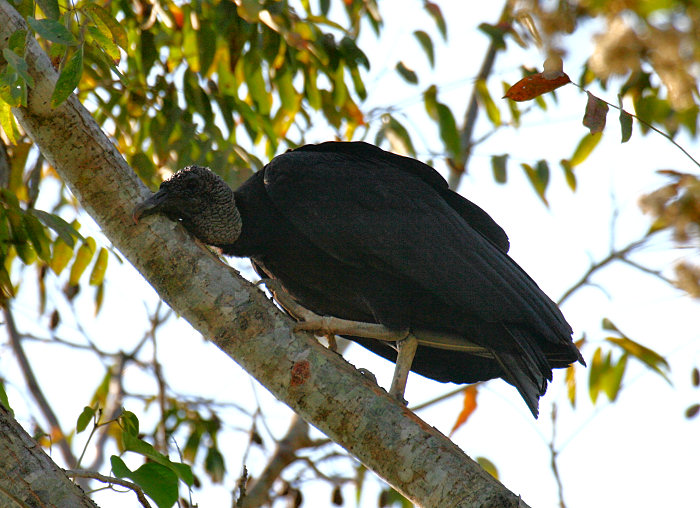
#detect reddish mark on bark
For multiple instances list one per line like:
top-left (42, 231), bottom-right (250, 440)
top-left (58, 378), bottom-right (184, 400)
top-left (290, 360), bottom-right (311, 387)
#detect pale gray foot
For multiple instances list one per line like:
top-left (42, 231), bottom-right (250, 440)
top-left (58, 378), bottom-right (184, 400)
top-left (258, 279), bottom-right (415, 402)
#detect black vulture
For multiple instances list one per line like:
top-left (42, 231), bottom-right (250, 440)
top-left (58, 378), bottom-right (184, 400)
top-left (133, 141), bottom-right (583, 417)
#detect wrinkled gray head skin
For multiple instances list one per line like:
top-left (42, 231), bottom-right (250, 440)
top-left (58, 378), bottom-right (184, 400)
top-left (132, 165), bottom-right (241, 247)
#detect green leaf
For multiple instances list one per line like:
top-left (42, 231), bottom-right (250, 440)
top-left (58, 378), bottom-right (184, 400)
top-left (236, 0), bottom-right (262, 22)
top-left (424, 1), bottom-right (447, 40)
top-left (395, 61), bottom-right (418, 84)
top-left (476, 457), bottom-right (499, 479)
top-left (36, 0), bottom-right (60, 20)
top-left (122, 432), bottom-right (194, 486)
top-left (51, 46), bottom-right (83, 108)
top-left (413, 30), bottom-right (434, 67)
top-left (27, 17), bottom-right (78, 46)
top-left (8, 30), bottom-right (27, 55)
top-left (0, 378), bottom-right (13, 414)
top-left (475, 79), bottom-right (501, 126)
top-left (89, 247), bottom-right (108, 286)
top-left (602, 353), bottom-right (627, 402)
top-left (477, 22), bottom-right (506, 50)
top-left (568, 132), bottom-right (602, 168)
top-left (82, 4), bottom-right (128, 50)
top-left (119, 410), bottom-right (139, 436)
top-left (204, 446), bottom-right (226, 483)
top-left (243, 52), bottom-right (270, 115)
top-left (423, 86), bottom-right (462, 161)
top-left (331, 63), bottom-right (347, 107)
top-left (110, 456), bottom-right (179, 508)
top-left (197, 21), bottom-right (217, 75)
top-left (29, 209), bottom-right (83, 247)
top-left (377, 114), bottom-right (415, 157)
top-left (303, 67), bottom-right (321, 110)
top-left (560, 159), bottom-right (577, 191)
top-left (87, 26), bottom-right (120, 62)
top-left (0, 101), bottom-right (19, 145)
top-left (349, 66), bottom-right (367, 101)
top-left (130, 152), bottom-right (157, 186)
top-left (491, 154), bottom-right (508, 183)
top-left (182, 430), bottom-right (202, 463)
top-left (22, 213), bottom-right (51, 262)
top-left (601, 317), bottom-right (618, 332)
top-left (423, 84), bottom-right (438, 120)
top-left (606, 336), bottom-right (671, 384)
top-left (502, 81), bottom-right (521, 127)
top-left (379, 488), bottom-right (412, 508)
top-left (521, 160), bottom-right (549, 206)
top-left (620, 109), bottom-right (633, 143)
top-left (338, 36), bottom-right (369, 69)
top-left (76, 406), bottom-right (96, 433)
top-left (436, 103), bottom-right (462, 161)
top-left (275, 68), bottom-right (298, 113)
top-left (3, 49), bottom-right (35, 88)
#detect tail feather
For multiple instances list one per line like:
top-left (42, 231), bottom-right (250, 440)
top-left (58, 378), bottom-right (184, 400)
top-left (491, 327), bottom-right (555, 418)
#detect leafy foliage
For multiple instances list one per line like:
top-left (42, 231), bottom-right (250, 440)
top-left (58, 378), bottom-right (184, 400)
top-left (1, 0), bottom-right (700, 506)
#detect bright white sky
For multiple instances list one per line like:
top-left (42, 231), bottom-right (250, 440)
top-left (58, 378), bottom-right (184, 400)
top-left (3, 2), bottom-right (700, 507)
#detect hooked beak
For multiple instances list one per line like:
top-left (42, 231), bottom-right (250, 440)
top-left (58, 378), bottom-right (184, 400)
top-left (132, 191), bottom-right (168, 224)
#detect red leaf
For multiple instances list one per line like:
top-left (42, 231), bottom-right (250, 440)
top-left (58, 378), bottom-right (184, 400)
top-left (504, 72), bottom-right (571, 102)
top-left (450, 385), bottom-right (478, 436)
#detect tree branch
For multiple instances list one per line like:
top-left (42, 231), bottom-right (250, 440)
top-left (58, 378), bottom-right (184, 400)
top-left (65, 469), bottom-right (152, 508)
top-left (0, 405), bottom-right (98, 507)
top-left (451, 2), bottom-right (511, 189)
top-left (0, 3), bottom-right (530, 506)
top-left (557, 238), bottom-right (647, 306)
top-left (2, 305), bottom-right (78, 470)
top-left (242, 415), bottom-right (313, 507)
top-left (549, 404), bottom-right (567, 508)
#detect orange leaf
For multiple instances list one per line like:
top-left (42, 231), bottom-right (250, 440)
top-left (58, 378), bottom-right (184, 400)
top-left (503, 72), bottom-right (571, 102)
top-left (449, 385), bottom-right (478, 436)
top-left (169, 4), bottom-right (184, 29)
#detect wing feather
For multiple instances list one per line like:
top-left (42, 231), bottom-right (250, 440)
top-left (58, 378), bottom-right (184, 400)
top-left (263, 146), bottom-right (571, 344)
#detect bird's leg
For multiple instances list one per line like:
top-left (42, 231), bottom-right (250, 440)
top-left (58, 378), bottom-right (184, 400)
top-left (389, 334), bottom-right (418, 404)
top-left (258, 279), bottom-right (410, 342)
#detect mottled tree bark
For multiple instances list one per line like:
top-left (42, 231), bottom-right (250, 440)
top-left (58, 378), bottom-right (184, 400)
top-left (0, 405), bottom-right (98, 508)
top-left (0, 2), bottom-right (530, 506)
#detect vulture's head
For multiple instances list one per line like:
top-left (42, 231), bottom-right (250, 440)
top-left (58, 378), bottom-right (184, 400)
top-left (132, 165), bottom-right (241, 247)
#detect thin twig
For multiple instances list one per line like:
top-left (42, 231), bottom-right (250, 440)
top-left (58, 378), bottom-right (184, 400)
top-left (65, 469), bottom-right (152, 508)
top-left (2, 305), bottom-right (78, 470)
top-left (409, 384), bottom-right (475, 412)
top-left (557, 238), bottom-right (647, 306)
top-left (451, 2), bottom-right (511, 189)
top-left (241, 415), bottom-right (314, 508)
top-left (146, 301), bottom-right (170, 452)
top-left (549, 404), bottom-right (567, 508)
top-left (86, 355), bottom-right (127, 472)
top-left (572, 83), bottom-right (700, 169)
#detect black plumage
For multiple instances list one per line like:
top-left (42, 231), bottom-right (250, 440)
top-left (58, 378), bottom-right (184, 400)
top-left (133, 141), bottom-right (583, 417)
